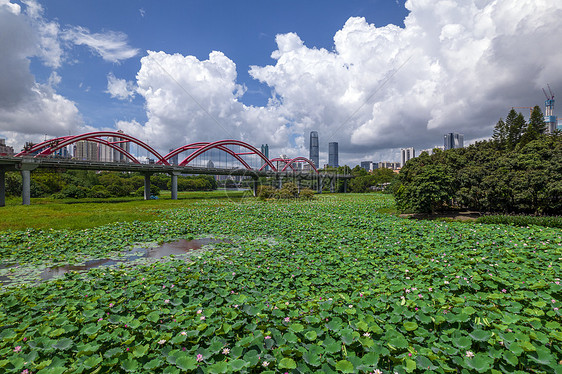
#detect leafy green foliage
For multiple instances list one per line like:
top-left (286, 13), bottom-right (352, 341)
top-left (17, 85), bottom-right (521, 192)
top-left (4, 170), bottom-right (217, 198)
top-left (396, 132), bottom-right (562, 214)
top-left (1, 194), bottom-right (561, 373)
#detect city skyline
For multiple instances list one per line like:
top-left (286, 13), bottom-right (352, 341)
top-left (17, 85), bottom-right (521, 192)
top-left (0, 1), bottom-right (561, 166)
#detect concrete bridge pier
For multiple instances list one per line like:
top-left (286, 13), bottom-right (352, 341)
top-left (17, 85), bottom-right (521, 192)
top-left (317, 174), bottom-right (322, 194)
top-left (330, 176), bottom-right (335, 193)
top-left (144, 173), bottom-right (152, 200)
top-left (252, 177), bottom-right (259, 197)
top-left (170, 172), bottom-right (180, 200)
top-left (19, 162), bottom-right (39, 205)
top-left (0, 169), bottom-right (5, 207)
top-left (343, 178), bottom-right (348, 193)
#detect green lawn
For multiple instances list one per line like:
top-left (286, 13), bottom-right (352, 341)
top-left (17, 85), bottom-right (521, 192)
top-left (0, 190), bottom-right (246, 230)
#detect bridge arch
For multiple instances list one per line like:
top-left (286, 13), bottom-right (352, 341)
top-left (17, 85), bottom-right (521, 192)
top-left (262, 156), bottom-right (319, 173)
top-left (16, 131), bottom-right (168, 165)
top-left (175, 140), bottom-right (278, 171)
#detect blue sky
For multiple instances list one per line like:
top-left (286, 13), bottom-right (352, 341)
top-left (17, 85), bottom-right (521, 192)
top-left (1, 0), bottom-right (561, 165)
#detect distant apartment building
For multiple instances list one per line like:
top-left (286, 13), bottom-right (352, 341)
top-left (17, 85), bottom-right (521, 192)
top-left (0, 138), bottom-right (14, 156)
top-left (378, 161), bottom-right (401, 170)
top-left (400, 147), bottom-right (415, 167)
top-left (168, 148), bottom-right (179, 165)
top-left (360, 161), bottom-right (374, 172)
top-left (443, 133), bottom-right (464, 150)
top-left (76, 131), bottom-right (130, 162)
top-left (75, 141), bottom-right (98, 161)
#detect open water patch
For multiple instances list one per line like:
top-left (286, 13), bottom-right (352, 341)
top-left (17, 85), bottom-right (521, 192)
top-left (1, 238), bottom-right (227, 287)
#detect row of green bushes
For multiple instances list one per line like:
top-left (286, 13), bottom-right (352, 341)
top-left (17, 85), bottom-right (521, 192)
top-left (3, 170), bottom-right (217, 199)
top-left (257, 183), bottom-right (315, 200)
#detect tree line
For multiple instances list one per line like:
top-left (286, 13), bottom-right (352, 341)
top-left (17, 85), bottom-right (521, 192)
top-left (4, 170), bottom-right (217, 199)
top-left (395, 105), bottom-right (561, 214)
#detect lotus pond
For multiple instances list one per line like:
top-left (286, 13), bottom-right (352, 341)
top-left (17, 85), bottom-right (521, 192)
top-left (0, 194), bottom-right (561, 373)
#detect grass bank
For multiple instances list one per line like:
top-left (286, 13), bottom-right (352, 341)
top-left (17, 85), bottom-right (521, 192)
top-left (0, 190), bottom-right (246, 230)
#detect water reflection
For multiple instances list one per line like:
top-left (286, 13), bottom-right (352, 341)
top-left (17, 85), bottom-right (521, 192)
top-left (2, 238), bottom-right (224, 284)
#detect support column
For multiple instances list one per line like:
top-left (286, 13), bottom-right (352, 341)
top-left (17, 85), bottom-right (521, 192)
top-left (18, 161), bottom-right (38, 206)
top-left (344, 179), bottom-right (348, 193)
top-left (297, 178), bottom-right (301, 193)
top-left (252, 178), bottom-right (259, 197)
top-left (317, 174), bottom-right (322, 194)
top-left (170, 173), bottom-right (178, 200)
top-left (278, 176), bottom-right (282, 189)
top-left (22, 170), bottom-right (31, 205)
top-left (144, 173), bottom-right (151, 200)
top-left (0, 170), bottom-right (5, 207)
top-left (330, 177), bottom-right (335, 193)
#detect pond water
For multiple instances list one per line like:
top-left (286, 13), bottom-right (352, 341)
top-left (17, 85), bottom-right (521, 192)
top-left (1, 238), bottom-right (225, 285)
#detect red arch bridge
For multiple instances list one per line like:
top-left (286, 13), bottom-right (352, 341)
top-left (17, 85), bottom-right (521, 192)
top-left (0, 131), bottom-right (351, 206)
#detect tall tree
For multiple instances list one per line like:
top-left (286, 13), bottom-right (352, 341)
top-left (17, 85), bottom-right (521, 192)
top-left (520, 105), bottom-right (547, 146)
top-left (505, 109), bottom-right (524, 150)
top-left (492, 118), bottom-right (507, 148)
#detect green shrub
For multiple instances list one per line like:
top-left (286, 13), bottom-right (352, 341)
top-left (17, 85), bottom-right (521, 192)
top-left (87, 185), bottom-right (110, 198)
top-left (257, 185), bottom-right (276, 200)
top-left (134, 184), bottom-right (160, 197)
top-left (52, 185), bottom-right (88, 199)
top-left (299, 188), bottom-right (315, 200)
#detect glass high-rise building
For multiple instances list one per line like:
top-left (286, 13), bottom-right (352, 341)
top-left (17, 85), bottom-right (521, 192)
top-left (261, 144), bottom-right (269, 170)
top-left (443, 133), bottom-right (464, 150)
top-left (328, 142), bottom-right (339, 167)
top-left (309, 131), bottom-right (319, 167)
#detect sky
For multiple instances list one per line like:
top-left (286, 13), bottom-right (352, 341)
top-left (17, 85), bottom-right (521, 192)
top-left (1, 0), bottom-right (561, 167)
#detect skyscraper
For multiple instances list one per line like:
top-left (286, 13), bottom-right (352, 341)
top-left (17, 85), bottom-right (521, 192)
top-left (261, 144), bottom-right (269, 170)
top-left (400, 147), bottom-right (415, 167)
top-left (309, 131), bottom-right (319, 167)
top-left (328, 142), bottom-right (339, 167)
top-left (443, 133), bottom-right (464, 150)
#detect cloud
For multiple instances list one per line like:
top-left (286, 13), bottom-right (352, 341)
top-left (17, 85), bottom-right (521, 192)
top-left (0, 0), bottom-right (141, 146)
top-left (3, 0), bottom-right (561, 166)
top-left (62, 26), bottom-right (140, 63)
top-left (106, 73), bottom-right (136, 101)
top-left (22, 0), bottom-right (64, 68)
top-left (0, 1), bottom-right (82, 139)
top-left (119, 50), bottom-right (287, 152)
top-left (248, 0), bottom-right (562, 160)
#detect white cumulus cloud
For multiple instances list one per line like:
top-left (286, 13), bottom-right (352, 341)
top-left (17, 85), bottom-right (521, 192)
top-left (106, 73), bottom-right (136, 101)
top-left (0, 0), bottom-right (82, 142)
top-left (248, 0), bottom-right (562, 161)
top-left (119, 50), bottom-right (287, 152)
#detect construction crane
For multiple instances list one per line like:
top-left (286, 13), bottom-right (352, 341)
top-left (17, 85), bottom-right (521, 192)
top-left (542, 84), bottom-right (557, 133)
top-left (511, 107), bottom-right (533, 117)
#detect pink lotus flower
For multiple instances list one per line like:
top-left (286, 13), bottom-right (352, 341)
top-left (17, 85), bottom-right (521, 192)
top-left (196, 353), bottom-right (203, 362)
top-left (13, 346), bottom-right (21, 352)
